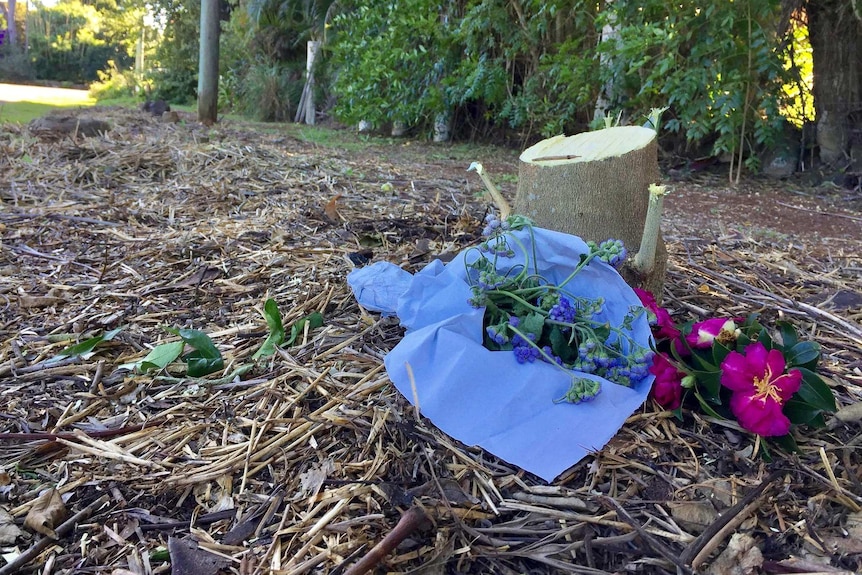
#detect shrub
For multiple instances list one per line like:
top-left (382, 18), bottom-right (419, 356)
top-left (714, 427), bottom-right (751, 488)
top-left (89, 61), bottom-right (149, 101)
top-left (0, 44), bottom-right (34, 82)
top-left (238, 59), bottom-right (301, 121)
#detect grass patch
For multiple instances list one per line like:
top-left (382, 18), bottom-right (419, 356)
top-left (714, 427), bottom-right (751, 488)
top-left (0, 82), bottom-right (96, 124)
top-left (0, 100), bottom-right (97, 124)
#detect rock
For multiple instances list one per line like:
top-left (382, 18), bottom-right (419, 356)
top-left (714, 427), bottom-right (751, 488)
top-left (762, 123), bottom-right (801, 178)
top-left (141, 99), bottom-right (171, 116)
top-left (29, 114), bottom-right (110, 139)
top-left (762, 152), bottom-right (797, 178)
top-left (162, 111), bottom-right (180, 123)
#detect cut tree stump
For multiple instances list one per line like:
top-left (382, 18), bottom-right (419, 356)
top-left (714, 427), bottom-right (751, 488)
top-left (514, 126), bottom-right (667, 297)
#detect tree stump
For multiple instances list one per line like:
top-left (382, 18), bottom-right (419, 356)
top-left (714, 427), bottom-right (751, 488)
top-left (28, 114), bottom-right (111, 140)
top-left (514, 126), bottom-right (667, 297)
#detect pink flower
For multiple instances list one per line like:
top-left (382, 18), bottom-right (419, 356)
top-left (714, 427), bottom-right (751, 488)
top-left (649, 352), bottom-right (685, 410)
top-left (687, 318), bottom-right (738, 349)
top-left (720, 342), bottom-right (802, 437)
top-left (634, 288), bottom-right (679, 341)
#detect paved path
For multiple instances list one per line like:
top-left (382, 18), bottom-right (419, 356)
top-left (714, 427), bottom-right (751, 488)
top-left (0, 82), bottom-right (92, 104)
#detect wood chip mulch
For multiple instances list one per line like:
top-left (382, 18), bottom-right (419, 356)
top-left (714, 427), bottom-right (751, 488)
top-left (1, 107), bottom-right (861, 575)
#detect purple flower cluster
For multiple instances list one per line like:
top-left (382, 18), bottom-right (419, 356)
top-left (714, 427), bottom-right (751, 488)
top-left (571, 346), bottom-right (654, 387)
top-left (514, 344), bottom-right (541, 363)
top-left (486, 325), bottom-right (509, 345)
top-left (549, 297), bottom-right (576, 324)
top-left (481, 213), bottom-right (511, 237)
top-left (557, 377), bottom-right (603, 404)
top-left (586, 239), bottom-right (627, 268)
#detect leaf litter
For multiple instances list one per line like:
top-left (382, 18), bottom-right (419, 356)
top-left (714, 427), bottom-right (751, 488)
top-left (0, 107), bottom-right (861, 574)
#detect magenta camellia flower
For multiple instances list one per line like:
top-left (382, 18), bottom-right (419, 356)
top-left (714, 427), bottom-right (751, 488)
top-left (634, 288), bottom-right (679, 341)
top-left (720, 341), bottom-right (802, 436)
top-left (649, 352), bottom-right (685, 410)
top-left (687, 318), bottom-right (738, 349)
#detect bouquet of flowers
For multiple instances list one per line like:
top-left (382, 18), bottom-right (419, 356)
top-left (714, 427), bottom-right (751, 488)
top-left (466, 214), bottom-right (654, 404)
top-left (637, 289), bottom-right (837, 446)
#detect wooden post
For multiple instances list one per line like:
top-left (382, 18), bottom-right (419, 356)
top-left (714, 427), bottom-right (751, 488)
top-left (514, 126), bottom-right (668, 297)
top-left (197, 0), bottom-right (220, 125)
top-left (304, 40), bottom-right (319, 124)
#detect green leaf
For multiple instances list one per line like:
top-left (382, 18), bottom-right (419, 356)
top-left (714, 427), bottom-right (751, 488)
top-left (785, 341), bottom-right (820, 370)
top-left (690, 349), bottom-right (719, 373)
top-left (691, 368), bottom-right (723, 403)
top-left (710, 341), bottom-right (732, 368)
top-left (285, 312), bottom-right (325, 346)
top-left (793, 367), bottom-right (836, 412)
top-left (784, 398), bottom-right (825, 426)
top-left (185, 355), bottom-right (225, 377)
top-left (48, 328), bottom-right (123, 363)
top-left (119, 341), bottom-right (185, 373)
top-left (519, 312), bottom-right (546, 340)
top-left (769, 433), bottom-right (798, 453)
top-left (592, 323), bottom-right (611, 343)
top-left (549, 326), bottom-right (574, 363)
top-left (253, 299), bottom-right (286, 360)
top-left (776, 321), bottom-right (798, 350)
top-left (693, 388), bottom-right (725, 418)
top-left (167, 328), bottom-right (224, 377)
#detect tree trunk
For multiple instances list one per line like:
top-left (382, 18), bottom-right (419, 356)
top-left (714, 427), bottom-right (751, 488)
top-left (807, 0), bottom-right (862, 167)
top-left (300, 40), bottom-right (320, 125)
top-left (514, 126), bottom-right (667, 297)
top-left (197, 0), bottom-right (220, 125)
top-left (593, 0), bottom-right (618, 124)
top-left (7, 0), bottom-right (17, 48)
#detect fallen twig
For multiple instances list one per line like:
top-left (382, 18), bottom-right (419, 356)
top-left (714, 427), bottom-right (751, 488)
top-left (599, 496), bottom-right (692, 575)
top-left (342, 506), bottom-right (430, 575)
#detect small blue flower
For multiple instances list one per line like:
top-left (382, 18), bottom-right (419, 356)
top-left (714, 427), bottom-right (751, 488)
top-left (514, 344), bottom-right (541, 363)
top-left (557, 376), bottom-right (602, 404)
top-left (549, 297), bottom-right (576, 324)
top-left (486, 325), bottom-right (509, 345)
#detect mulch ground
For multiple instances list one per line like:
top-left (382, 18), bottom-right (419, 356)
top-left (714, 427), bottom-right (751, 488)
top-left (1, 107), bottom-right (861, 575)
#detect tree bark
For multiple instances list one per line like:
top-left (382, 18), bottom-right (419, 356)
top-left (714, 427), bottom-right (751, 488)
top-left (807, 0), bottom-right (862, 167)
top-left (514, 126), bottom-right (667, 297)
top-left (6, 0), bottom-right (17, 48)
top-left (197, 0), bottom-right (220, 125)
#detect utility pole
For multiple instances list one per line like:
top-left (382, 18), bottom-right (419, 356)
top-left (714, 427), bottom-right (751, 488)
top-left (198, 0), bottom-right (219, 124)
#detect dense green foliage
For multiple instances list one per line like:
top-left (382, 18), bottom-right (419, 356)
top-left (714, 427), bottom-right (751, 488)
top-left (327, 0), bottom-right (807, 156)
top-left (3, 0), bottom-right (820, 164)
top-left (149, 0), bottom-right (202, 103)
top-left (328, 1), bottom-right (452, 130)
top-left (21, 0), bottom-right (146, 85)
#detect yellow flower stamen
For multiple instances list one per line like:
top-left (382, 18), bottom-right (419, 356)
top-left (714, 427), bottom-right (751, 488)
top-left (752, 366), bottom-right (786, 404)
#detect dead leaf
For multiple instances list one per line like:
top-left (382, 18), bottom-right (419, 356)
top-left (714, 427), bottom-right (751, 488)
top-left (323, 194), bottom-right (342, 222)
top-left (0, 508), bottom-right (24, 545)
top-left (833, 402), bottom-right (862, 425)
top-left (23, 488), bottom-right (67, 539)
top-left (706, 533), bottom-right (763, 575)
top-left (168, 536), bottom-right (230, 575)
top-left (668, 500), bottom-right (718, 533)
top-left (17, 294), bottom-right (66, 309)
top-left (296, 458), bottom-right (335, 501)
top-left (820, 511), bottom-right (862, 555)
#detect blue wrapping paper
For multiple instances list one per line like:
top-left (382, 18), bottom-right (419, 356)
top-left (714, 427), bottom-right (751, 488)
top-left (347, 226), bottom-right (654, 481)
